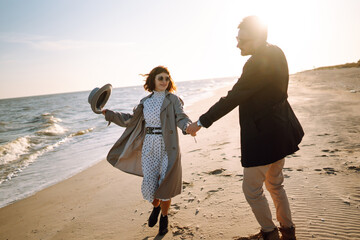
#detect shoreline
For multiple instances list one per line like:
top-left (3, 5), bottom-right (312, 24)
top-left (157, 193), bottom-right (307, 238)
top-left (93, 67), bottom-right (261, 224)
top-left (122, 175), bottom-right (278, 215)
top-left (1, 68), bottom-right (360, 239)
top-left (0, 78), bottom-right (235, 209)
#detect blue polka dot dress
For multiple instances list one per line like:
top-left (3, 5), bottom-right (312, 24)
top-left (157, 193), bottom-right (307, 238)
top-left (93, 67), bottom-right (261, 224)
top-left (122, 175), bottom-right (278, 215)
top-left (141, 91), bottom-right (168, 202)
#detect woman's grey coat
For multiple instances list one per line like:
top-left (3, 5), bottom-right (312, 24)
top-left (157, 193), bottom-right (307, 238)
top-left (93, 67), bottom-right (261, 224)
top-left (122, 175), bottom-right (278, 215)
top-left (105, 91), bottom-right (191, 199)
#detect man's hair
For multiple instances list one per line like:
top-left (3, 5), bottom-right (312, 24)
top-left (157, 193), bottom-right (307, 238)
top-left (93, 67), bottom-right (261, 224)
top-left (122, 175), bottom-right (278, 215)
top-left (238, 16), bottom-right (268, 42)
top-left (143, 66), bottom-right (176, 93)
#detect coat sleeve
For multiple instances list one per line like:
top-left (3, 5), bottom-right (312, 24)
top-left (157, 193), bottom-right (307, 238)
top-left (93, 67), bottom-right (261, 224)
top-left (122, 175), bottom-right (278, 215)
top-left (199, 54), bottom-right (273, 128)
top-left (105, 109), bottom-right (134, 128)
top-left (173, 96), bottom-right (192, 134)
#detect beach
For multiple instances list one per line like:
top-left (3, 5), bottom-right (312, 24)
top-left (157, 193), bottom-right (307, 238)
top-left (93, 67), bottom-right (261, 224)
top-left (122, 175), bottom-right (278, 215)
top-left (1, 68), bottom-right (360, 239)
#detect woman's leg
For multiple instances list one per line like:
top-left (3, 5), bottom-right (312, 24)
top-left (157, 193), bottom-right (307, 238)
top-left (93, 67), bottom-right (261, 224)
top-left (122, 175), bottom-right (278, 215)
top-left (160, 199), bottom-right (171, 216)
top-left (158, 199), bottom-right (171, 235)
top-left (152, 199), bottom-right (160, 207)
top-left (148, 199), bottom-right (161, 227)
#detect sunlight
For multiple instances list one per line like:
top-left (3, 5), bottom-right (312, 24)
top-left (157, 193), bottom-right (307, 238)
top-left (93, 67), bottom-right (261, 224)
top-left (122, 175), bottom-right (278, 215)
top-left (228, 0), bottom-right (323, 73)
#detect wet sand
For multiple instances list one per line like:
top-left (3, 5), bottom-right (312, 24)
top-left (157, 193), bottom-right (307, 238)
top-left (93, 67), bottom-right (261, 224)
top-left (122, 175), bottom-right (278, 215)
top-left (0, 68), bottom-right (360, 239)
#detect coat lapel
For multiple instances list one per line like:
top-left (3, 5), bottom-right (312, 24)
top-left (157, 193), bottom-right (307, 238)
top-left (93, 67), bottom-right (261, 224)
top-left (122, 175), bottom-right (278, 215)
top-left (160, 91), bottom-right (171, 113)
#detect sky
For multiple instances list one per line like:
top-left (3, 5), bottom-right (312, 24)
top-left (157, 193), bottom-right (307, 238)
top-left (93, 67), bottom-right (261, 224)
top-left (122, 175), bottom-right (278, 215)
top-left (0, 0), bottom-right (360, 99)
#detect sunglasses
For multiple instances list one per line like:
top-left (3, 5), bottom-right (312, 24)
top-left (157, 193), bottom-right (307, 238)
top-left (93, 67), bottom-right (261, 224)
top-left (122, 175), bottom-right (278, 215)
top-left (157, 76), bottom-right (170, 82)
top-left (236, 36), bottom-right (253, 45)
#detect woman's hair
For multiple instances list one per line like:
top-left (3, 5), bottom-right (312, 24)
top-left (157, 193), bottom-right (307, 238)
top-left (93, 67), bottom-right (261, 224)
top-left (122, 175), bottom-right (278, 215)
top-left (143, 66), bottom-right (177, 93)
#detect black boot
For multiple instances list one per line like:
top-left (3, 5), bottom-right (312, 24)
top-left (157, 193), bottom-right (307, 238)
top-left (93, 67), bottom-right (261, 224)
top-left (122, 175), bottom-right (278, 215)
top-left (158, 214), bottom-right (168, 236)
top-left (148, 205), bottom-right (161, 227)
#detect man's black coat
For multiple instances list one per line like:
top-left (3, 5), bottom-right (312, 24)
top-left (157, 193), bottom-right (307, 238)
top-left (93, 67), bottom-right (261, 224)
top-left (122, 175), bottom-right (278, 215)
top-left (199, 43), bottom-right (304, 167)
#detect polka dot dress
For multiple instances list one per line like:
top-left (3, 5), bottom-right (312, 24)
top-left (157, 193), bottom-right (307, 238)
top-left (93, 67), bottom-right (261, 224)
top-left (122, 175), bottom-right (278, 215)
top-left (141, 91), bottom-right (168, 202)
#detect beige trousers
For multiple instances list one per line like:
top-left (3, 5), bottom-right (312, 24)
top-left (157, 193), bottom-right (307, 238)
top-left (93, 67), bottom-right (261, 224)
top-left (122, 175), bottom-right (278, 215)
top-left (242, 158), bottom-right (293, 232)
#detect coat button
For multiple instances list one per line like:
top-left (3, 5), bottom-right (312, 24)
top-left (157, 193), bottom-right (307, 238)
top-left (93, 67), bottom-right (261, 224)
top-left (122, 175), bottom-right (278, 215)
top-left (166, 114), bottom-right (169, 118)
top-left (172, 147), bottom-right (176, 150)
top-left (169, 130), bottom-right (173, 134)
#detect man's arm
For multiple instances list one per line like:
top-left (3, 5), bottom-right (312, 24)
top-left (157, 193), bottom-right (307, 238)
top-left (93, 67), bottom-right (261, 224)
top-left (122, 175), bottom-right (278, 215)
top-left (199, 56), bottom-right (272, 128)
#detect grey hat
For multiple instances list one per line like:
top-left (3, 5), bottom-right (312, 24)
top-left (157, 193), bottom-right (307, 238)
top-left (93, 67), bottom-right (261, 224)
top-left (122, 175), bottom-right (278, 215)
top-left (88, 84), bottom-right (112, 114)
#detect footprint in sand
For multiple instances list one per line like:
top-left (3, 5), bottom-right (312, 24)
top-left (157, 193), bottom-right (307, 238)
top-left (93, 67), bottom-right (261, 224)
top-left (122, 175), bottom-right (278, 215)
top-left (235, 174), bottom-right (243, 181)
top-left (317, 133), bottom-right (330, 136)
top-left (206, 168), bottom-right (226, 175)
top-left (188, 149), bottom-right (201, 153)
top-left (323, 167), bottom-right (337, 174)
top-left (347, 166), bottom-right (360, 171)
top-left (205, 168), bottom-right (232, 177)
top-left (171, 203), bottom-right (181, 210)
top-left (205, 188), bottom-right (224, 199)
top-left (313, 167), bottom-right (338, 175)
top-left (211, 142), bottom-right (230, 147)
top-left (171, 222), bottom-right (195, 238)
top-left (302, 143), bottom-right (316, 147)
top-left (283, 167), bottom-right (293, 171)
top-left (182, 181), bottom-right (193, 190)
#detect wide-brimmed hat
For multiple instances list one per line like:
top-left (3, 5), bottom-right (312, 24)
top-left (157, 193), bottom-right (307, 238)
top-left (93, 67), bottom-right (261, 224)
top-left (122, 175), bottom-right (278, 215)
top-left (88, 84), bottom-right (112, 114)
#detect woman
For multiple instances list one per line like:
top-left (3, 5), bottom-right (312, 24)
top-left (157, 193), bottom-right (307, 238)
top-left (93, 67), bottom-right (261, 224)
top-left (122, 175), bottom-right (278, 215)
top-left (102, 66), bottom-right (193, 236)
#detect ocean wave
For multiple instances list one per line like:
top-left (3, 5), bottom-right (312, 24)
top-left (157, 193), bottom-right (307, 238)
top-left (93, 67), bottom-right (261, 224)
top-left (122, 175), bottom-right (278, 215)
top-left (0, 136), bottom-right (31, 165)
top-left (41, 113), bottom-right (62, 123)
top-left (0, 146), bottom-right (55, 184)
top-left (0, 127), bottom-right (95, 184)
top-left (69, 127), bottom-right (94, 137)
top-left (36, 123), bottom-right (67, 136)
top-left (0, 136), bottom-right (70, 184)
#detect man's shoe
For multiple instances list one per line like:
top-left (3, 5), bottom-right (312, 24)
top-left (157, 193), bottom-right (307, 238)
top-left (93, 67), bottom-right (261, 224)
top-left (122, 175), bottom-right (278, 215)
top-left (279, 226), bottom-right (296, 240)
top-left (158, 214), bottom-right (169, 236)
top-left (235, 228), bottom-right (280, 240)
top-left (148, 205), bottom-right (161, 227)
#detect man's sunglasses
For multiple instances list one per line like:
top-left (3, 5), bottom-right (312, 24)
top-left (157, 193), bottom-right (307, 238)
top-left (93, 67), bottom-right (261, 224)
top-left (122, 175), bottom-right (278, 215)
top-left (236, 37), bottom-right (253, 45)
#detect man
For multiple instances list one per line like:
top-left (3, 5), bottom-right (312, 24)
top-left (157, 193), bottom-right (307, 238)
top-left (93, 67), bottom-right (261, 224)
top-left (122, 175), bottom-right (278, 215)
top-left (186, 16), bottom-right (304, 240)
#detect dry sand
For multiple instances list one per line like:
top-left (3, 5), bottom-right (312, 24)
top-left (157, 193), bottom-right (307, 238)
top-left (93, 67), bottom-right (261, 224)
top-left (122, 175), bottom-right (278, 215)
top-left (1, 68), bottom-right (360, 240)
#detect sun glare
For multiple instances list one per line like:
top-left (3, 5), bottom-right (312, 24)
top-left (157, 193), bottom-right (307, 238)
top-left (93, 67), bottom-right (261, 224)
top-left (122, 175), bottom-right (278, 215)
top-left (236, 0), bottom-right (321, 72)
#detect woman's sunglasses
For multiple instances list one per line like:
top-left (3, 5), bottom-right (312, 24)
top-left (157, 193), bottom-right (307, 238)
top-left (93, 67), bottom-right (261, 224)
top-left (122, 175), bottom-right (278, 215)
top-left (157, 76), bottom-right (170, 82)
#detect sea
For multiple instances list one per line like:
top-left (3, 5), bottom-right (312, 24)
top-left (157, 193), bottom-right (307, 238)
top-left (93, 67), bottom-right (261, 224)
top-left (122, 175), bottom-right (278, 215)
top-left (0, 77), bottom-right (236, 208)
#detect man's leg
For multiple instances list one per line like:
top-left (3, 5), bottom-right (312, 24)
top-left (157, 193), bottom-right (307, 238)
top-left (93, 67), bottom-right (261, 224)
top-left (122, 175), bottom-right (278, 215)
top-left (264, 158), bottom-right (294, 228)
top-left (243, 164), bottom-right (277, 232)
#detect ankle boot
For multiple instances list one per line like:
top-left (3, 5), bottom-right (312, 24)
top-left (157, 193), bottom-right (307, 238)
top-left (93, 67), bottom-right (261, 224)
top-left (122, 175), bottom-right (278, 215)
top-left (240, 228), bottom-right (279, 240)
top-left (279, 226), bottom-right (296, 240)
top-left (148, 205), bottom-right (161, 227)
top-left (158, 214), bottom-right (168, 236)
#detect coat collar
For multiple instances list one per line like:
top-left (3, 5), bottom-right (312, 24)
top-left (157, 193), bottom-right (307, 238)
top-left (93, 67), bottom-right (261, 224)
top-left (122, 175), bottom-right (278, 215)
top-left (139, 90), bottom-right (172, 113)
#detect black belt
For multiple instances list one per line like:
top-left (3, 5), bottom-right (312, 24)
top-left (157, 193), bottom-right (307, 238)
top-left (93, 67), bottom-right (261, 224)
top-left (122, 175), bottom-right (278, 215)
top-left (146, 127), bottom-right (162, 135)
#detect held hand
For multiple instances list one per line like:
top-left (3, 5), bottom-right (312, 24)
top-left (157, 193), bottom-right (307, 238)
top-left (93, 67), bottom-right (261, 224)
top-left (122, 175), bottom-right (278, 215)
top-left (186, 122), bottom-right (201, 136)
top-left (188, 130), bottom-right (196, 137)
top-left (185, 126), bottom-right (195, 136)
top-left (102, 109), bottom-right (107, 116)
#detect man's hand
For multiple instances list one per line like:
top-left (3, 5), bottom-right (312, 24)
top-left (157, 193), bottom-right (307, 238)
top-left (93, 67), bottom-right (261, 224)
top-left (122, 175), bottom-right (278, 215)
top-left (102, 109), bottom-right (107, 116)
top-left (186, 122), bottom-right (201, 136)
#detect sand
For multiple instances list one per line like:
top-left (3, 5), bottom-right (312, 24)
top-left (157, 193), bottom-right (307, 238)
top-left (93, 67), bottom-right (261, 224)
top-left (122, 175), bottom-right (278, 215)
top-left (1, 68), bottom-right (360, 240)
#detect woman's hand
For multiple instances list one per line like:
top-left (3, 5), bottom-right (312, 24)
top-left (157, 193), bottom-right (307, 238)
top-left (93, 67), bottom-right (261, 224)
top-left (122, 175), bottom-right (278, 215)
top-left (102, 109), bottom-right (107, 116)
top-left (186, 122), bottom-right (200, 136)
top-left (185, 126), bottom-right (197, 137)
